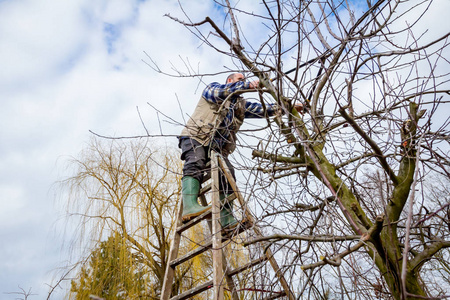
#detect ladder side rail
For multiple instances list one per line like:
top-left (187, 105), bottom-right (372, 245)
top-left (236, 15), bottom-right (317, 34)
top-left (199, 191), bottom-right (240, 300)
top-left (216, 156), bottom-right (254, 225)
top-left (217, 155), bottom-right (296, 300)
top-left (160, 197), bottom-right (184, 300)
top-left (211, 151), bottom-right (224, 300)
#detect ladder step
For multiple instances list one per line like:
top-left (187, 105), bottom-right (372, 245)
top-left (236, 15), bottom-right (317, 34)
top-left (170, 240), bottom-right (212, 268)
top-left (168, 283), bottom-right (286, 300)
top-left (170, 222), bottom-right (252, 268)
top-left (169, 280), bottom-right (213, 300)
top-left (175, 183), bottom-right (213, 234)
top-left (176, 209), bottom-right (212, 233)
top-left (224, 193), bottom-right (237, 202)
top-left (176, 188), bottom-right (238, 234)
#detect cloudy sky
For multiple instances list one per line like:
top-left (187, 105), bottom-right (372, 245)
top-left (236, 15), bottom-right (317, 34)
top-left (0, 0), bottom-right (448, 299)
top-left (0, 0), bottom-right (232, 298)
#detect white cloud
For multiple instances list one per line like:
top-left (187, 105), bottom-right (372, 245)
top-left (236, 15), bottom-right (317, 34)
top-left (0, 0), bottom-right (92, 91)
top-left (0, 185), bottom-right (25, 223)
top-left (0, 0), bottom-right (231, 297)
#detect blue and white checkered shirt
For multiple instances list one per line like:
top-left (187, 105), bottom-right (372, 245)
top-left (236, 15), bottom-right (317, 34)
top-left (202, 80), bottom-right (278, 149)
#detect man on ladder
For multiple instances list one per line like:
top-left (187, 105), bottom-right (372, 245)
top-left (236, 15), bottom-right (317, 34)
top-left (164, 72), bottom-right (300, 300)
top-left (178, 73), bottom-right (287, 228)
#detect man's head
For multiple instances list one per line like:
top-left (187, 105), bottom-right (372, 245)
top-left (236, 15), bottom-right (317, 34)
top-left (226, 73), bottom-right (259, 89)
top-left (226, 73), bottom-right (245, 84)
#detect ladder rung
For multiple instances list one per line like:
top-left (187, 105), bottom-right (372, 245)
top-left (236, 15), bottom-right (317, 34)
top-left (169, 280), bottom-right (213, 300)
top-left (176, 209), bottom-right (212, 233)
top-left (227, 256), bottom-right (267, 277)
top-left (171, 222), bottom-right (252, 269)
top-left (224, 193), bottom-right (237, 202)
top-left (170, 240), bottom-right (213, 268)
top-left (176, 187), bottom-right (237, 234)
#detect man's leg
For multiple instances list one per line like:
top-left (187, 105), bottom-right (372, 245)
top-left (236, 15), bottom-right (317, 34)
top-left (180, 138), bottom-right (210, 222)
top-left (218, 155), bottom-right (238, 229)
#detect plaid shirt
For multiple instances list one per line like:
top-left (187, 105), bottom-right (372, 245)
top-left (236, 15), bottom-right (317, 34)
top-left (202, 81), bottom-right (278, 149)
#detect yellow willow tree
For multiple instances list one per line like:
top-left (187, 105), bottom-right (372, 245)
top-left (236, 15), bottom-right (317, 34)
top-left (70, 231), bottom-right (147, 299)
top-left (146, 0), bottom-right (450, 299)
top-left (59, 138), bottom-right (212, 299)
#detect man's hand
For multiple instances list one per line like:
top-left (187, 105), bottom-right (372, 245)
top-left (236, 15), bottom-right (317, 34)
top-left (294, 103), bottom-right (304, 114)
top-left (249, 80), bottom-right (259, 89)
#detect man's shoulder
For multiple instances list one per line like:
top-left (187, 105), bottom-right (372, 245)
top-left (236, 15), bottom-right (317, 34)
top-left (205, 81), bottom-right (222, 89)
top-left (202, 82), bottom-right (224, 99)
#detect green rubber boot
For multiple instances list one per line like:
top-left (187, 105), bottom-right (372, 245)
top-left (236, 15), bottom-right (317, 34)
top-left (220, 194), bottom-right (238, 229)
top-left (182, 176), bottom-right (210, 223)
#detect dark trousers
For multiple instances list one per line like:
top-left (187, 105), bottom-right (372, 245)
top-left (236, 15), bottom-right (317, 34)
top-left (179, 138), bottom-right (235, 194)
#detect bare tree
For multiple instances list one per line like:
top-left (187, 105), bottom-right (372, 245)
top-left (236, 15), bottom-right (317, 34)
top-left (148, 0), bottom-right (450, 299)
top-left (4, 287), bottom-right (37, 300)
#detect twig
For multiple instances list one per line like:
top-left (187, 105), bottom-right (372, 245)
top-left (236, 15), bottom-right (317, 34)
top-left (413, 202), bottom-right (450, 227)
top-left (243, 234), bottom-right (361, 247)
top-left (89, 130), bottom-right (179, 140)
top-left (136, 106), bottom-right (150, 136)
top-left (224, 0), bottom-right (241, 47)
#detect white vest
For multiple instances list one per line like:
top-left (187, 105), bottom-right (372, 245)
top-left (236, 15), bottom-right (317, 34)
top-left (180, 96), bottom-right (246, 154)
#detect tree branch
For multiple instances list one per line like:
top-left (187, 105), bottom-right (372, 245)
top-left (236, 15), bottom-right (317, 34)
top-left (301, 214), bottom-right (384, 270)
top-left (252, 149), bottom-right (306, 164)
top-left (339, 107), bottom-right (399, 186)
top-left (410, 239), bottom-right (450, 272)
top-left (243, 234), bottom-right (361, 247)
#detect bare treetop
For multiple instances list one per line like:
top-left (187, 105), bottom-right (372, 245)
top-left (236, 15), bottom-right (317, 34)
top-left (147, 0), bottom-right (449, 299)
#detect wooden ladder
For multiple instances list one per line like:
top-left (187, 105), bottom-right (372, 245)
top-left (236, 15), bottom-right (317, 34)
top-left (160, 151), bottom-right (295, 300)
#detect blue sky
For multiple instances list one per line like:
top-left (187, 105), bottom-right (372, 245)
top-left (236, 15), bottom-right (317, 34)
top-left (0, 0), bottom-right (448, 299)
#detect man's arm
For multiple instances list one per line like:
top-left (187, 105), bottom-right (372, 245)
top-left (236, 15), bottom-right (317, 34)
top-left (202, 80), bottom-right (258, 104)
top-left (244, 102), bottom-right (304, 118)
top-left (244, 101), bottom-right (279, 118)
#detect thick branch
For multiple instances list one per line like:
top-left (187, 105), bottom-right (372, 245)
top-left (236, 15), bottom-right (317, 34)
top-left (387, 102), bottom-right (421, 224)
top-left (410, 239), bottom-right (450, 272)
top-left (401, 134), bottom-right (424, 295)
